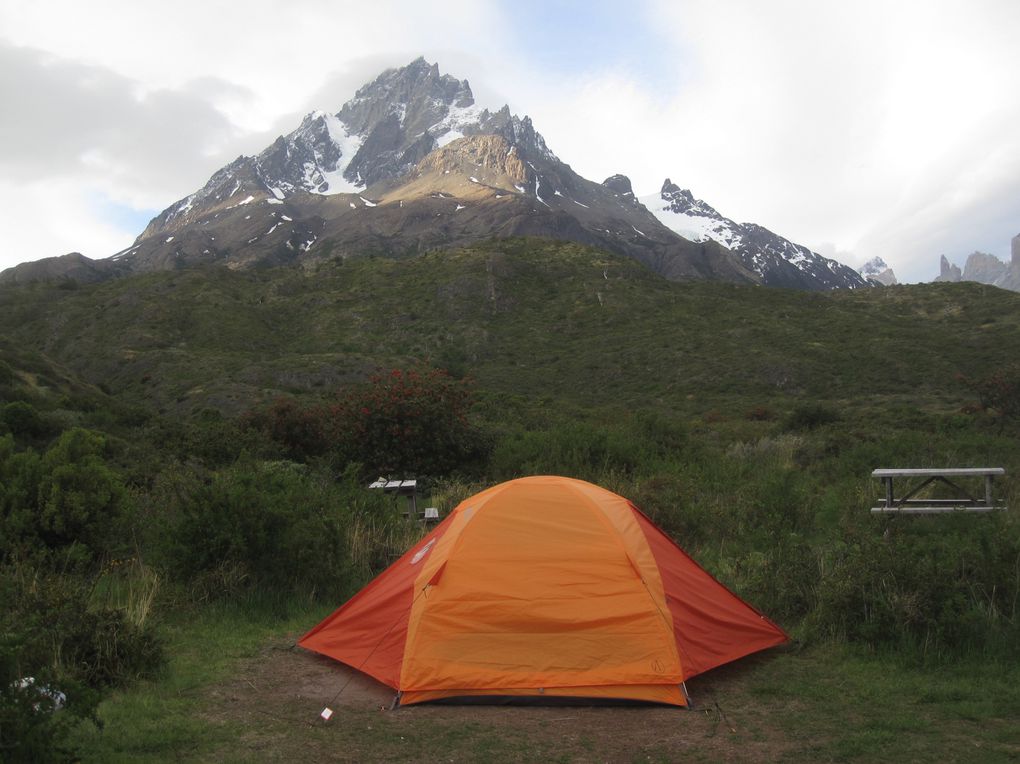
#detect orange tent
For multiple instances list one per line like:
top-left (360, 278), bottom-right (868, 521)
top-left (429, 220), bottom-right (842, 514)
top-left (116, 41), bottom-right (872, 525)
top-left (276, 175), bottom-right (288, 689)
top-left (300, 476), bottom-right (788, 706)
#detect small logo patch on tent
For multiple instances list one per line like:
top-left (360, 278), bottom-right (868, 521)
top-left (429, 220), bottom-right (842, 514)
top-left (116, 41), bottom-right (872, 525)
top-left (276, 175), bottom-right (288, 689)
top-left (411, 539), bottom-right (436, 565)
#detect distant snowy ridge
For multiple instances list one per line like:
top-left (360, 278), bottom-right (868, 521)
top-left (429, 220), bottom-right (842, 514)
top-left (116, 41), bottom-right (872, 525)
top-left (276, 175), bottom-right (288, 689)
top-left (640, 183), bottom-right (743, 250)
top-left (858, 256), bottom-right (897, 286)
top-left (640, 179), bottom-right (868, 291)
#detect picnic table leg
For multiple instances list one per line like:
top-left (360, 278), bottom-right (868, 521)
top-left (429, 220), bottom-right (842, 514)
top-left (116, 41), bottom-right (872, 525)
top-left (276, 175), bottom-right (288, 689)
top-left (986, 475), bottom-right (993, 507)
top-left (885, 477), bottom-right (894, 509)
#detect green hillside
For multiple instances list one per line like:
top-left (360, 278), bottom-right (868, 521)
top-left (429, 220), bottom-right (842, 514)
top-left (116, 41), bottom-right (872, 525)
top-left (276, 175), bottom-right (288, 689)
top-left (3, 237), bottom-right (1019, 420)
top-left (2, 238), bottom-right (1019, 761)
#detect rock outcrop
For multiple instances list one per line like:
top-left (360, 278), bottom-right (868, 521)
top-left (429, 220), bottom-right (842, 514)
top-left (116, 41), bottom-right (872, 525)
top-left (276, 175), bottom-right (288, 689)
top-left (0, 252), bottom-right (123, 285)
top-left (933, 236), bottom-right (1020, 292)
top-left (935, 254), bottom-right (963, 282)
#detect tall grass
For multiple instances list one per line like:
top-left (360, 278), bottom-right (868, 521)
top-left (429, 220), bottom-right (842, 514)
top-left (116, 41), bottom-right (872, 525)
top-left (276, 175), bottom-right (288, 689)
top-left (91, 558), bottom-right (161, 628)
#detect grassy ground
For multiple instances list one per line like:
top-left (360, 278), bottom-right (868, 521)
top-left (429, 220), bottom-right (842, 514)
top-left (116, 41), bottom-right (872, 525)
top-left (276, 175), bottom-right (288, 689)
top-left (69, 606), bottom-right (1020, 762)
top-left (65, 601), bottom-right (327, 761)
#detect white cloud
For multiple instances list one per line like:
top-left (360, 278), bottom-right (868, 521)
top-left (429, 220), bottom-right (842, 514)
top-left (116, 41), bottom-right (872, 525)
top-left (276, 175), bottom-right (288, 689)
top-left (0, 1), bottom-right (505, 131)
top-left (0, 180), bottom-right (138, 262)
top-left (0, 43), bottom-right (242, 202)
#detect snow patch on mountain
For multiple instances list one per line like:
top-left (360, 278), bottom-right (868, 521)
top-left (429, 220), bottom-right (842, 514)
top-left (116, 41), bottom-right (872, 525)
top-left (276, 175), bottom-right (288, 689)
top-left (430, 102), bottom-right (486, 147)
top-left (643, 202), bottom-right (737, 248)
top-left (316, 113), bottom-right (364, 194)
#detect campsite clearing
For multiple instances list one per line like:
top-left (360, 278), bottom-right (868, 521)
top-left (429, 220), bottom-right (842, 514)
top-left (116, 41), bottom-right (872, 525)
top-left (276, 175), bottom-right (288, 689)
top-left (203, 636), bottom-right (798, 762)
top-left (191, 635), bottom-right (1020, 763)
top-left (68, 606), bottom-right (1020, 763)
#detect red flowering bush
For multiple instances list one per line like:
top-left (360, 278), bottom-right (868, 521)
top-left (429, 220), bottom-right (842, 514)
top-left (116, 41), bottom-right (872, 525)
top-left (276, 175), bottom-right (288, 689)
top-left (242, 396), bottom-right (329, 460)
top-left (330, 367), bottom-right (487, 477)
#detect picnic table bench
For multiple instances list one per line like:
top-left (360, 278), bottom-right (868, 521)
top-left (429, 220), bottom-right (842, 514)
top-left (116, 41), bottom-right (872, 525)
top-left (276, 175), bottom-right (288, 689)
top-left (369, 478), bottom-right (419, 517)
top-left (367, 478), bottom-right (440, 523)
top-left (871, 468), bottom-right (1006, 514)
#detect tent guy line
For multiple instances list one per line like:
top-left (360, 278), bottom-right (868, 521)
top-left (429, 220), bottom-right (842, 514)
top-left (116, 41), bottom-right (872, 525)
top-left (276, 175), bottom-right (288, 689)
top-left (319, 583), bottom-right (431, 719)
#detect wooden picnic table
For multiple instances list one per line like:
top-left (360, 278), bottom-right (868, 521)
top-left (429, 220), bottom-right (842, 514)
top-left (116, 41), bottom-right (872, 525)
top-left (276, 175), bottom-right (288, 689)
top-left (366, 478), bottom-right (439, 522)
top-left (368, 478), bottom-right (419, 516)
top-left (871, 468), bottom-right (1006, 514)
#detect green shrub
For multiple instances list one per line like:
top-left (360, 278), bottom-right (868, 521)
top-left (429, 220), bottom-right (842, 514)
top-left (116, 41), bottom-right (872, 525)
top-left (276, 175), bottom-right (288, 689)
top-left (159, 461), bottom-right (394, 599)
top-left (736, 533), bottom-right (818, 621)
top-left (488, 421), bottom-right (651, 481)
top-left (0, 637), bottom-right (94, 764)
top-left (634, 412), bottom-right (688, 457)
top-left (959, 363), bottom-right (1020, 432)
top-left (0, 429), bottom-right (128, 567)
top-left (745, 406), bottom-right (775, 421)
top-left (36, 429), bottom-right (125, 556)
top-left (57, 608), bottom-right (164, 689)
top-left (783, 403), bottom-right (841, 431)
top-left (0, 565), bottom-right (164, 689)
top-left (0, 561), bottom-right (164, 762)
top-left (809, 515), bottom-right (1020, 658)
top-left (1, 401), bottom-right (50, 440)
top-left (742, 469), bottom-right (810, 537)
top-left (628, 473), bottom-right (713, 547)
top-left (0, 359), bottom-right (14, 389)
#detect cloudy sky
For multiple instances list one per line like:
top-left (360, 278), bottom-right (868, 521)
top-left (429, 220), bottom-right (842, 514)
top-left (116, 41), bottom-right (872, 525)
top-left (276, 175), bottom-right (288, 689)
top-left (0, 0), bottom-right (1017, 282)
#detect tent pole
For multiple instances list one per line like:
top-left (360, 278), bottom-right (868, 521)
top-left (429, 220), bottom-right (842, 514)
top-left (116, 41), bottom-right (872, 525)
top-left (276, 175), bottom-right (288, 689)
top-left (680, 681), bottom-right (691, 708)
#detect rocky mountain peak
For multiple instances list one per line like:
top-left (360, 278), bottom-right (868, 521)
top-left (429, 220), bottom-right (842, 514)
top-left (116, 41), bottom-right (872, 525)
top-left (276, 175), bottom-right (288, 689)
top-left (658, 180), bottom-right (720, 219)
top-left (935, 254), bottom-right (963, 282)
top-left (340, 57), bottom-right (475, 139)
top-left (858, 256), bottom-right (890, 277)
top-left (131, 58), bottom-right (568, 245)
top-left (858, 256), bottom-right (897, 286)
top-left (962, 251), bottom-right (1008, 284)
top-left (930, 239), bottom-right (1020, 292)
top-left (602, 174), bottom-right (634, 196)
top-left (660, 178), bottom-right (688, 197)
top-left (370, 56), bottom-right (472, 105)
top-left (660, 183), bottom-right (693, 207)
top-left (497, 114), bottom-right (549, 156)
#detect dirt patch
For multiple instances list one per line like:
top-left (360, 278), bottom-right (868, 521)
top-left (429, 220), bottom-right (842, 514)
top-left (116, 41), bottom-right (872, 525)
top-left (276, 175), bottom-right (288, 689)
top-left (202, 634), bottom-right (796, 762)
